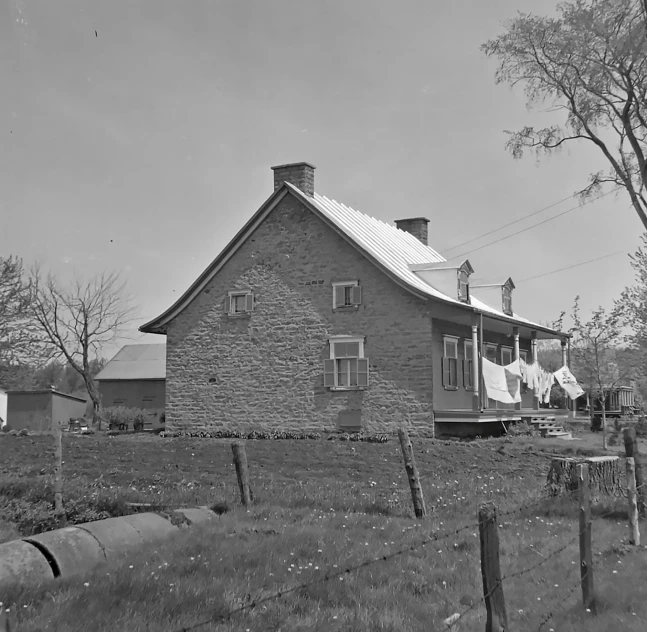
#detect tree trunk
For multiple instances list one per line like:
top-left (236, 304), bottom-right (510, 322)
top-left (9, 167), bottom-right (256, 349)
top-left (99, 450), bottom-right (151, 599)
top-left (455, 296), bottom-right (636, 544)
top-left (85, 379), bottom-right (102, 430)
top-left (602, 398), bottom-right (607, 450)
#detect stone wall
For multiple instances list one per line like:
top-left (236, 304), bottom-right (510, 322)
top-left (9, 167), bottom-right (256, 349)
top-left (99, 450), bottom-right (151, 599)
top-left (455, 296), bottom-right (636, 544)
top-left (165, 192), bottom-right (435, 436)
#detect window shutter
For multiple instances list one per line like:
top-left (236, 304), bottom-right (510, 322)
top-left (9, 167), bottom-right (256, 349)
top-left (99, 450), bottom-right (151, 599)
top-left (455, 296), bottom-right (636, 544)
top-left (334, 286), bottom-right (345, 308)
top-left (245, 293), bottom-right (254, 312)
top-left (357, 358), bottom-right (369, 386)
top-left (450, 358), bottom-right (458, 386)
top-left (351, 285), bottom-right (362, 305)
top-left (323, 359), bottom-right (335, 387)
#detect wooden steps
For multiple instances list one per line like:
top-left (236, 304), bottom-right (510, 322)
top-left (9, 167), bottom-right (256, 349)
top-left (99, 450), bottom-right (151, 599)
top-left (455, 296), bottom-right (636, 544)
top-left (524, 415), bottom-right (572, 440)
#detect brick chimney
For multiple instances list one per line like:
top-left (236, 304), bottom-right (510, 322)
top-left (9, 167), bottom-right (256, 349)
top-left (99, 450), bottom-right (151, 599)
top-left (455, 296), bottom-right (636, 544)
top-left (394, 217), bottom-right (430, 245)
top-left (271, 162), bottom-right (316, 197)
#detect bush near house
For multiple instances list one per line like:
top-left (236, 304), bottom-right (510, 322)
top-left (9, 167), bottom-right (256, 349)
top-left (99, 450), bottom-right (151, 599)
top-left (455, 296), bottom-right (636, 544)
top-left (99, 406), bottom-right (155, 432)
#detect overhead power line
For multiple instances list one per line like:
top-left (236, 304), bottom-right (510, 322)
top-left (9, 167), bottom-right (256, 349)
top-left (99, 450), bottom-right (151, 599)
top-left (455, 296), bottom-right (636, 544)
top-left (445, 189), bottom-right (615, 262)
top-left (442, 192), bottom-right (577, 254)
top-left (516, 250), bottom-right (627, 283)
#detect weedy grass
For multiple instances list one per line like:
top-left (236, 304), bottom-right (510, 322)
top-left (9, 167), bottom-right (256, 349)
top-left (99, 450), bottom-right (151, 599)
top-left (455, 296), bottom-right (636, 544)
top-left (1, 433), bottom-right (647, 630)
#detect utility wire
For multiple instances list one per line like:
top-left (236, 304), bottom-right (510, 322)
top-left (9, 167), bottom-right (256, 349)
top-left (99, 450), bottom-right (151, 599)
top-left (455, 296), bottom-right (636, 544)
top-left (516, 249), bottom-right (627, 283)
top-left (445, 190), bottom-right (615, 262)
top-left (442, 192), bottom-right (578, 254)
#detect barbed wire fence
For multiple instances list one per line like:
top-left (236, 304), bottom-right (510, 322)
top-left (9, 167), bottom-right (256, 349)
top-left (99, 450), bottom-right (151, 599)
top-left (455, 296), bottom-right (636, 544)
top-left (167, 441), bottom-right (643, 632)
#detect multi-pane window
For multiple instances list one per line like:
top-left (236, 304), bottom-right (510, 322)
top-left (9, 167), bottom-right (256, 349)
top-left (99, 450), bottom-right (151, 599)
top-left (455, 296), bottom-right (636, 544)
top-left (458, 270), bottom-right (469, 302)
top-left (324, 337), bottom-right (369, 389)
top-left (442, 336), bottom-right (459, 389)
top-left (485, 344), bottom-right (498, 364)
top-left (228, 290), bottom-right (254, 315)
top-left (502, 286), bottom-right (513, 315)
top-left (501, 346), bottom-right (513, 366)
top-left (464, 340), bottom-right (474, 390)
top-left (333, 281), bottom-right (362, 309)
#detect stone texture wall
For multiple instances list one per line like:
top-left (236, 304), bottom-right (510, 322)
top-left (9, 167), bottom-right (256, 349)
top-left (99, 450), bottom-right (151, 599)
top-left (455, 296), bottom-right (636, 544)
top-left (165, 192), bottom-right (435, 436)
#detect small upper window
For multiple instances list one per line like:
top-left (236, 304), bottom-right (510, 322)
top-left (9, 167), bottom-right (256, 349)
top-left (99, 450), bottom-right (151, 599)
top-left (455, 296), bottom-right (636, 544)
top-left (501, 346), bottom-right (513, 366)
top-left (519, 350), bottom-right (528, 363)
top-left (458, 270), bottom-right (469, 302)
top-left (485, 344), bottom-right (498, 364)
top-left (502, 287), bottom-right (512, 315)
top-left (333, 281), bottom-right (361, 309)
top-left (228, 290), bottom-right (254, 315)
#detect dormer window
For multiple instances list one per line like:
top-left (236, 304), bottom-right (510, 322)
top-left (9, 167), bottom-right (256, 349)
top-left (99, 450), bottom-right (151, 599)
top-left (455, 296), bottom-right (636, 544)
top-left (458, 270), bottom-right (469, 301)
top-left (457, 261), bottom-right (473, 302)
top-left (502, 278), bottom-right (515, 316)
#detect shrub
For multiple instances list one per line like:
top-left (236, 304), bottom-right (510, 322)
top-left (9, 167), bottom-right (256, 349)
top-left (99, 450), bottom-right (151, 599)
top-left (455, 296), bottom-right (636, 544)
top-left (506, 421), bottom-right (534, 437)
top-left (99, 407), bottom-right (150, 432)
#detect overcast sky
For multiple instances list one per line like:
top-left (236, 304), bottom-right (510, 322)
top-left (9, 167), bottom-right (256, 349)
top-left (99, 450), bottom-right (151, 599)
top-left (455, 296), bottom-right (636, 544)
top-left (3, 0), bottom-right (643, 360)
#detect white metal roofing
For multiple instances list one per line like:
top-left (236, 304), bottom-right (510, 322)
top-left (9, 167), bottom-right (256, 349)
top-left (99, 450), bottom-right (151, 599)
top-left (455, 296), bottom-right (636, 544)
top-left (95, 344), bottom-right (166, 381)
top-left (289, 184), bottom-right (554, 331)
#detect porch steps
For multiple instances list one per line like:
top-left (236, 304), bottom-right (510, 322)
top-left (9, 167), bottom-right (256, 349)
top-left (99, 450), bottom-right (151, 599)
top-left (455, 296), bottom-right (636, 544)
top-left (524, 415), bottom-right (572, 440)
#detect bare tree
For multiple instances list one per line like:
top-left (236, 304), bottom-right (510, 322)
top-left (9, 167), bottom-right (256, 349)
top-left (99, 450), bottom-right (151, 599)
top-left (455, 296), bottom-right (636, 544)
top-left (569, 296), bottom-right (638, 448)
top-left (482, 0), bottom-right (647, 230)
top-left (30, 269), bottom-right (137, 428)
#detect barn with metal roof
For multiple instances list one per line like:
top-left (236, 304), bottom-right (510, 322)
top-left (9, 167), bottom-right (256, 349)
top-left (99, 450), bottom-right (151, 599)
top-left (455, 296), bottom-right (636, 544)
top-left (95, 344), bottom-right (166, 415)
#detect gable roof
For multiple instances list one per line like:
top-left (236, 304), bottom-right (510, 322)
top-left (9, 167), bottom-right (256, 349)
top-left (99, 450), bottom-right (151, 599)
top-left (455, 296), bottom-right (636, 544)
top-left (140, 182), bottom-right (564, 339)
top-left (95, 344), bottom-right (166, 381)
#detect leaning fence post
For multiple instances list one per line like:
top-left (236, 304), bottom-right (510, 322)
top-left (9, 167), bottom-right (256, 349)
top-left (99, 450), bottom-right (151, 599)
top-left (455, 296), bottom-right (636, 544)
top-left (577, 463), bottom-right (596, 614)
top-left (397, 427), bottom-right (426, 518)
top-left (626, 457), bottom-right (640, 546)
top-left (623, 427), bottom-right (645, 516)
top-left (52, 417), bottom-right (65, 526)
top-left (478, 504), bottom-right (507, 632)
top-left (231, 441), bottom-right (253, 507)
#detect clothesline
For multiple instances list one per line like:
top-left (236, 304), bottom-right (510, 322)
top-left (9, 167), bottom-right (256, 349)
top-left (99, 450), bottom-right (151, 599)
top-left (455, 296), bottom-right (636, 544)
top-left (481, 357), bottom-right (584, 404)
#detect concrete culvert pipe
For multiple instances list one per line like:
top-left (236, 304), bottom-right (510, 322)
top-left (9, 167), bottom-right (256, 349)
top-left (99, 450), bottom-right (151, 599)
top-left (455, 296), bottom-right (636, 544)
top-left (120, 513), bottom-right (178, 540)
top-left (25, 527), bottom-right (106, 579)
top-left (75, 517), bottom-right (145, 563)
top-left (0, 540), bottom-right (55, 587)
top-left (173, 507), bottom-right (217, 525)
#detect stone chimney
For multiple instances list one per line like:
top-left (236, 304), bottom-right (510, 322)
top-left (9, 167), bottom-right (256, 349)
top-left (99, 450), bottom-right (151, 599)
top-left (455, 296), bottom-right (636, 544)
top-left (271, 162), bottom-right (316, 197)
top-left (394, 217), bottom-right (430, 245)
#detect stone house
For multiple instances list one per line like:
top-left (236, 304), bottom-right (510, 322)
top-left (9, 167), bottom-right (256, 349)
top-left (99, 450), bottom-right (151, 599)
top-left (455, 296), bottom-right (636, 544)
top-left (140, 162), bottom-right (567, 437)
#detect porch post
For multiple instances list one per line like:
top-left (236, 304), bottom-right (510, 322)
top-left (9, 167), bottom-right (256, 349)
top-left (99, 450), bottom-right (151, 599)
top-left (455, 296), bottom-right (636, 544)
top-left (561, 338), bottom-right (570, 415)
top-left (472, 322), bottom-right (480, 411)
top-left (531, 330), bottom-right (539, 410)
top-left (513, 327), bottom-right (521, 411)
top-left (568, 337), bottom-right (575, 418)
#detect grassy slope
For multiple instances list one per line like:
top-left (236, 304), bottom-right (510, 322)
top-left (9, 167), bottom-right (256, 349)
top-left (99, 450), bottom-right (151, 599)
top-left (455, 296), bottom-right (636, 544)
top-left (1, 433), bottom-right (647, 631)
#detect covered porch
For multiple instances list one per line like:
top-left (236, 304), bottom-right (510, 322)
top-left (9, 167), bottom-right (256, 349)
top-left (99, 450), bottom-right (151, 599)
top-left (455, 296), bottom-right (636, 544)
top-left (431, 302), bottom-right (571, 437)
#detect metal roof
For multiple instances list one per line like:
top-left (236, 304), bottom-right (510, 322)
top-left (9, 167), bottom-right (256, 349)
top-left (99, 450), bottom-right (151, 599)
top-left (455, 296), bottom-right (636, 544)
top-left (95, 344), bottom-right (166, 381)
top-left (139, 180), bottom-right (563, 338)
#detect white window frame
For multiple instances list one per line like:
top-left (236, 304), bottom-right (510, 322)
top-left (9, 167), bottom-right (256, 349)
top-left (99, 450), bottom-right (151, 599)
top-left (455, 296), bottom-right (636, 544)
top-left (484, 343), bottom-right (498, 364)
top-left (519, 349), bottom-right (528, 363)
top-left (457, 270), bottom-right (470, 302)
top-left (501, 346), bottom-right (513, 366)
top-left (228, 289), bottom-right (254, 316)
top-left (332, 280), bottom-right (361, 309)
top-left (502, 286), bottom-right (512, 315)
top-left (464, 339), bottom-right (474, 390)
top-left (442, 335), bottom-right (459, 389)
top-left (326, 335), bottom-right (368, 390)
top-left (443, 335), bottom-right (459, 359)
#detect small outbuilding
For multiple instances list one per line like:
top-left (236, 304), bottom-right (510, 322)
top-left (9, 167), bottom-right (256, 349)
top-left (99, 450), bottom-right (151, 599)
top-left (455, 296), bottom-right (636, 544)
top-left (95, 344), bottom-right (166, 414)
top-left (6, 388), bottom-right (87, 432)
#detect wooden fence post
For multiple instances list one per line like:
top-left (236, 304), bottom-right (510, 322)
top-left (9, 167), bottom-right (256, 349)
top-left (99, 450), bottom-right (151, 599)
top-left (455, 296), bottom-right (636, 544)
top-left (231, 441), bottom-right (253, 507)
top-left (626, 457), bottom-right (640, 546)
top-left (52, 417), bottom-right (65, 526)
top-left (397, 427), bottom-right (426, 518)
top-left (577, 463), bottom-right (596, 614)
top-left (478, 504), bottom-right (507, 632)
top-left (623, 427), bottom-right (645, 516)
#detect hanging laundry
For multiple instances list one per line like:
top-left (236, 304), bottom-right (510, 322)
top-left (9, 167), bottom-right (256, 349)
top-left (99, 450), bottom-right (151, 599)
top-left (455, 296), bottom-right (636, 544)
top-left (525, 361), bottom-right (540, 390)
top-left (540, 370), bottom-right (554, 404)
top-left (519, 357), bottom-right (528, 383)
top-left (553, 365), bottom-right (585, 400)
top-left (482, 358), bottom-right (522, 404)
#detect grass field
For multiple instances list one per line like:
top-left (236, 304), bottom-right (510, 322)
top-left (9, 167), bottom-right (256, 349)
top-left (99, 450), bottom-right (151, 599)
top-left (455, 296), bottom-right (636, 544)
top-left (1, 431), bottom-right (647, 631)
